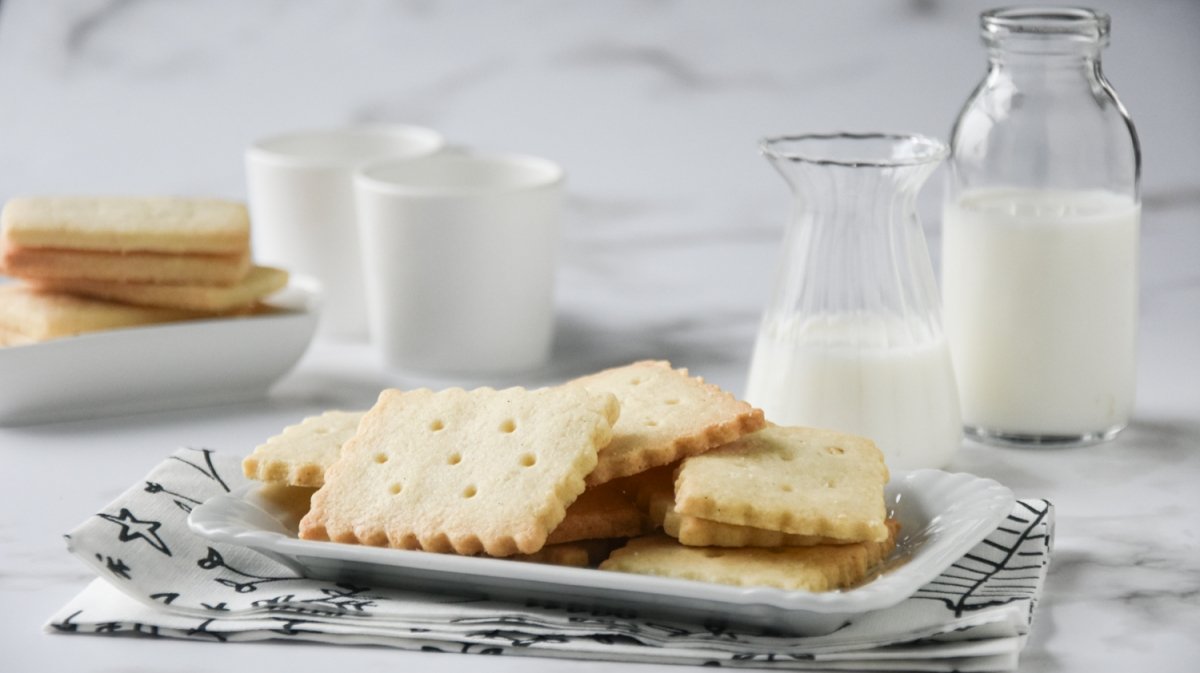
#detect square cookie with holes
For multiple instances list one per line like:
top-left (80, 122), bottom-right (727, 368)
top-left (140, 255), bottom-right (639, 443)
top-left (298, 386), bottom-right (620, 557)
top-left (673, 425), bottom-right (891, 543)
top-left (569, 360), bottom-right (765, 486)
top-left (242, 410), bottom-right (366, 488)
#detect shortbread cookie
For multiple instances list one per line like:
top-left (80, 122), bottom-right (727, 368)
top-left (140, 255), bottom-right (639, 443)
top-left (546, 479), bottom-right (646, 545)
top-left (571, 538), bottom-right (627, 566)
top-left (617, 462), bottom-right (678, 528)
top-left (570, 361), bottom-right (765, 486)
top-left (35, 265), bottom-right (289, 312)
top-left (674, 426), bottom-right (890, 543)
top-left (663, 509), bottom-right (845, 548)
top-left (1, 245), bottom-right (251, 285)
top-left (628, 457), bottom-right (853, 546)
top-left (511, 541), bottom-right (605, 568)
top-left (243, 410), bottom-right (366, 488)
top-left (1, 196), bottom-right (250, 254)
top-left (255, 483), bottom-right (320, 534)
top-left (0, 326), bottom-right (35, 347)
top-left (511, 539), bottom-right (626, 567)
top-left (0, 284), bottom-right (204, 342)
top-left (600, 522), bottom-right (898, 591)
top-left (299, 386), bottom-right (621, 557)
top-left (512, 543), bottom-right (589, 567)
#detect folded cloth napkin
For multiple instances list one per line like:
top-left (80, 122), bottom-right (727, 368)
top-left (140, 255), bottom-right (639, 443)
top-left (48, 447), bottom-right (1053, 671)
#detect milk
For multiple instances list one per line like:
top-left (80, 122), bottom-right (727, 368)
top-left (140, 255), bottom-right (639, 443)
top-left (941, 188), bottom-right (1139, 440)
top-left (744, 315), bottom-right (962, 470)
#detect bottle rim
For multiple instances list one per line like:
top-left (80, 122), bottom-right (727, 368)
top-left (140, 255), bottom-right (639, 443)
top-left (760, 132), bottom-right (948, 168)
top-left (982, 6), bottom-right (1110, 44)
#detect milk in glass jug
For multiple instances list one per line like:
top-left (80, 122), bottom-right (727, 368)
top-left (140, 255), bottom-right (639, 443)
top-left (745, 133), bottom-right (961, 470)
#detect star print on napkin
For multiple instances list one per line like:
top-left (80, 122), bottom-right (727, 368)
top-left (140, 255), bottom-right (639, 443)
top-left (96, 508), bottom-right (172, 556)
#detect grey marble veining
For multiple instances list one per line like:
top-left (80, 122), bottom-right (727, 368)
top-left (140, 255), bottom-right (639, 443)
top-left (1, 1), bottom-right (1198, 671)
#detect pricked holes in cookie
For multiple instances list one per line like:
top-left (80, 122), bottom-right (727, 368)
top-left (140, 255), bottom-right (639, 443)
top-left (780, 484), bottom-right (793, 493)
top-left (312, 427), bottom-right (330, 435)
top-left (825, 479), bottom-right (838, 488)
top-left (664, 399), bottom-right (680, 406)
top-left (630, 377), bottom-right (642, 385)
top-left (388, 483), bottom-right (403, 495)
top-left (374, 453), bottom-right (389, 464)
top-left (643, 420), bottom-right (658, 427)
top-left (462, 485), bottom-right (477, 499)
top-left (826, 445), bottom-right (845, 455)
top-left (448, 452), bottom-right (462, 466)
top-left (499, 419), bottom-right (517, 433)
top-left (430, 419), bottom-right (445, 432)
top-left (519, 453), bottom-right (537, 468)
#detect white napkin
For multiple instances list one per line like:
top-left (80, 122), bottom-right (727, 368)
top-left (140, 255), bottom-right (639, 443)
top-left (48, 448), bottom-right (1053, 671)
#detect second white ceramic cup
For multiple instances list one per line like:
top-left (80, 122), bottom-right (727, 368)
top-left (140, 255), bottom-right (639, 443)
top-left (354, 153), bottom-right (563, 374)
top-left (245, 125), bottom-right (444, 338)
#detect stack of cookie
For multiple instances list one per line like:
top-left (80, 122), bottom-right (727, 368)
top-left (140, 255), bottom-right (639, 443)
top-left (603, 426), bottom-right (895, 590)
top-left (0, 196), bottom-right (289, 345)
top-left (243, 360), bottom-right (898, 592)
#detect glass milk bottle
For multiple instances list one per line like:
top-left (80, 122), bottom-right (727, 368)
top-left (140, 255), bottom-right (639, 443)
top-left (744, 133), bottom-right (961, 470)
top-left (942, 7), bottom-right (1140, 446)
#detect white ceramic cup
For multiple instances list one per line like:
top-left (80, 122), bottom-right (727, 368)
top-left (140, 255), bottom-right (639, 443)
top-left (245, 125), bottom-right (444, 338)
top-left (354, 153), bottom-right (564, 374)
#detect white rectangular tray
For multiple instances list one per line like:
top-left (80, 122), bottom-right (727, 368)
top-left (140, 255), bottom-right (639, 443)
top-left (189, 469), bottom-right (1015, 635)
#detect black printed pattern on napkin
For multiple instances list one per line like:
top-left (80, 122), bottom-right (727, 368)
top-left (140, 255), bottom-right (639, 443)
top-left (65, 448), bottom-right (377, 616)
top-left (49, 447), bottom-right (1054, 671)
top-left (912, 499), bottom-right (1052, 618)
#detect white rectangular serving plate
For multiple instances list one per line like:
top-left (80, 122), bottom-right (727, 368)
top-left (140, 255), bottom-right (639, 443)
top-left (189, 469), bottom-right (1015, 635)
top-left (0, 277), bottom-right (320, 425)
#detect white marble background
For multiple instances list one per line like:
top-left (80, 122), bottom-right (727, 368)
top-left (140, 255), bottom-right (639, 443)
top-left (1, 1), bottom-right (1198, 672)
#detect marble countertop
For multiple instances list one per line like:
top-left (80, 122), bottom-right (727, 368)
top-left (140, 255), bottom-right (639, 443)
top-left (2, 1), bottom-right (1197, 671)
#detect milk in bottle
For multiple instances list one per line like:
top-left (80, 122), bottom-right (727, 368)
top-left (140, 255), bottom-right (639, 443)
top-left (943, 7), bottom-right (1140, 446)
top-left (942, 189), bottom-right (1139, 438)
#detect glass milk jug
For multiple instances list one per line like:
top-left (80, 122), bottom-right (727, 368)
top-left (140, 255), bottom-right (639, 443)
top-left (744, 133), bottom-right (961, 470)
top-left (942, 7), bottom-right (1140, 447)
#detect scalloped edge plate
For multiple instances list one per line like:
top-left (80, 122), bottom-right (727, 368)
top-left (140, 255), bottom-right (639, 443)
top-left (188, 469), bottom-right (1014, 635)
top-left (0, 276), bottom-right (321, 425)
